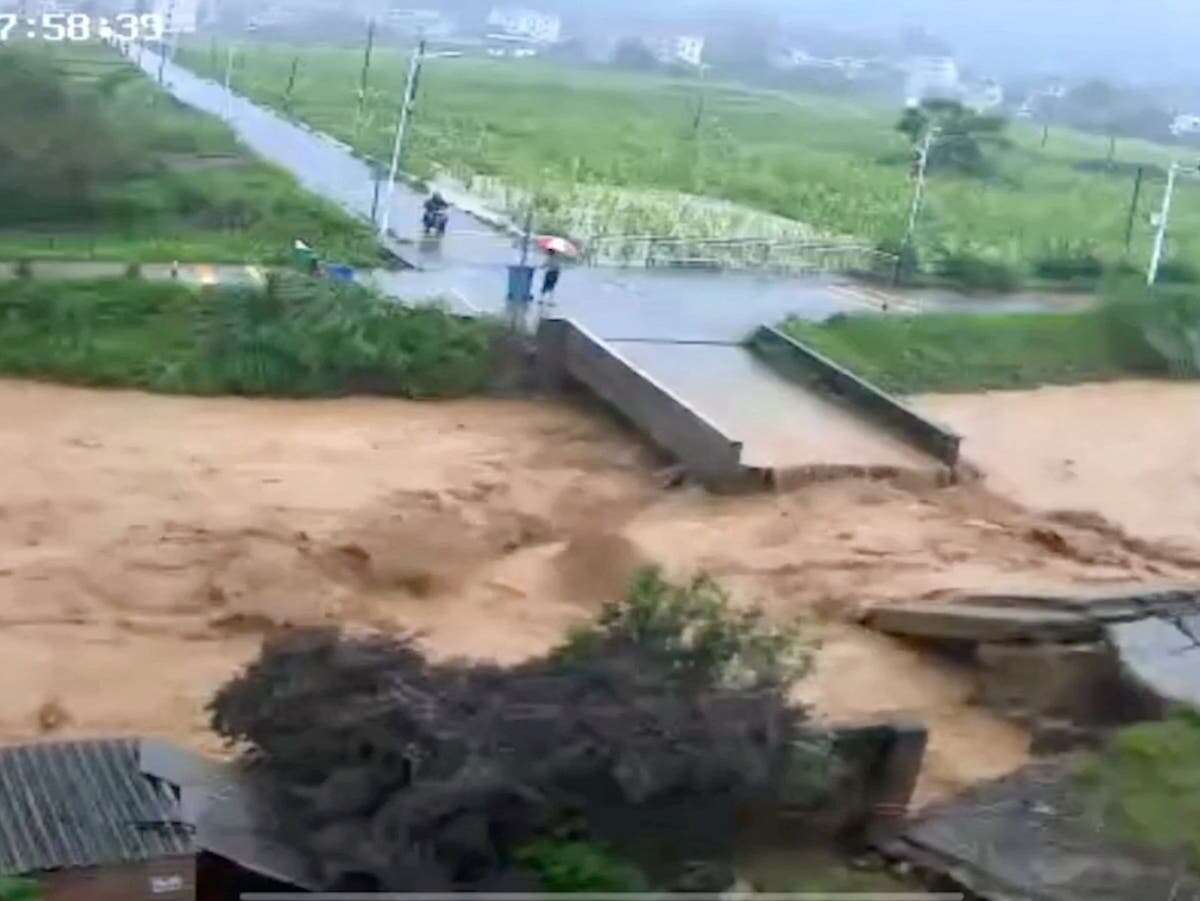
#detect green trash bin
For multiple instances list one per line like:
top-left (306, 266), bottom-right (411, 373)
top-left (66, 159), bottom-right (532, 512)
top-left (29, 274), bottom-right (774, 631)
top-left (291, 240), bottom-right (318, 274)
top-left (507, 264), bottom-right (535, 303)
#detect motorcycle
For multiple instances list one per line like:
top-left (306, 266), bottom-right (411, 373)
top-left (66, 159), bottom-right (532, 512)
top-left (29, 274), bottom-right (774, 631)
top-left (422, 207), bottom-right (449, 238)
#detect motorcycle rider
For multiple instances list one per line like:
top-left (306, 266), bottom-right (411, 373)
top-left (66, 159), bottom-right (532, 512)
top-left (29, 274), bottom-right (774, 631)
top-left (422, 192), bottom-right (450, 236)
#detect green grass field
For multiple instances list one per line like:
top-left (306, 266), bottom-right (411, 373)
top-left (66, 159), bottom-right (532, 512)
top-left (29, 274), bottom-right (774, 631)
top-left (0, 42), bottom-right (380, 266)
top-left (0, 276), bottom-right (492, 397)
top-left (780, 277), bottom-right (1200, 392)
top-left (176, 39), bottom-right (1200, 285)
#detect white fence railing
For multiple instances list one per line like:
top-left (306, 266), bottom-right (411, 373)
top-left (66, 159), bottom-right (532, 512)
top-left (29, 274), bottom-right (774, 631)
top-left (580, 235), bottom-right (897, 276)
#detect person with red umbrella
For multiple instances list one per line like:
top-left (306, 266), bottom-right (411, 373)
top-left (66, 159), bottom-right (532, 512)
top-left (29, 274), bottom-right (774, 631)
top-left (535, 235), bottom-right (578, 308)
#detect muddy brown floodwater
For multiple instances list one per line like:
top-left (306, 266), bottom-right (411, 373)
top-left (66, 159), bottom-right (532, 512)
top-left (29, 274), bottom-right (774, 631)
top-left (918, 381), bottom-right (1200, 548)
top-left (2, 379), bottom-right (1198, 803)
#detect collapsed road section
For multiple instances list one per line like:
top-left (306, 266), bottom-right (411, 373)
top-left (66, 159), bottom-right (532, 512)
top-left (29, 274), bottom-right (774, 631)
top-left (863, 589), bottom-right (1200, 751)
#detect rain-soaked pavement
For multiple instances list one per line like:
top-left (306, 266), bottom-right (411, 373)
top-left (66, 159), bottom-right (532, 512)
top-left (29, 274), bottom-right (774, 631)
top-left (128, 48), bottom-right (1070, 472)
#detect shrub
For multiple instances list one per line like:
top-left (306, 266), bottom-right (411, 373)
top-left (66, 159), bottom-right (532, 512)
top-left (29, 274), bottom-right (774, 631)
top-left (1155, 260), bottom-right (1200, 284)
top-left (876, 237), bottom-right (918, 280)
top-left (935, 252), bottom-right (1021, 292)
top-left (0, 277), bottom-right (494, 397)
top-left (1101, 274), bottom-right (1200, 376)
top-left (558, 567), bottom-right (815, 692)
top-left (1077, 708), bottom-right (1200, 868)
top-left (1035, 239), bottom-right (1105, 281)
top-left (516, 840), bottom-right (647, 893)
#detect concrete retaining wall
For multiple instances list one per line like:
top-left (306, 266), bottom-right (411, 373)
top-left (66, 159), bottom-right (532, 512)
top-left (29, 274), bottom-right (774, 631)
top-left (750, 325), bottom-right (962, 466)
top-left (537, 318), bottom-right (746, 486)
top-left (828, 720), bottom-right (928, 844)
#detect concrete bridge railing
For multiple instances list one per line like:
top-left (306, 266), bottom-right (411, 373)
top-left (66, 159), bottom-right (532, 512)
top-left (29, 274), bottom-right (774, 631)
top-left (537, 318), bottom-right (748, 487)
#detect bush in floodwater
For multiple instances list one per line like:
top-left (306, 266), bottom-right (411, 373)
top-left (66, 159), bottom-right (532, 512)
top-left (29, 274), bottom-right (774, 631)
top-left (558, 567), bottom-right (815, 693)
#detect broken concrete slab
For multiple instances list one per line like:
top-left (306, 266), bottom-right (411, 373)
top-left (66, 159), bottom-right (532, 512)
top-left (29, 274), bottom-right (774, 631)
top-left (888, 760), bottom-right (1200, 901)
top-left (954, 588), bottom-right (1200, 623)
top-left (974, 643), bottom-right (1120, 723)
top-left (863, 603), bottom-right (1104, 643)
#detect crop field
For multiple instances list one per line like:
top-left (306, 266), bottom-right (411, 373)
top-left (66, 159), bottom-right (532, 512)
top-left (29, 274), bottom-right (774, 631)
top-left (175, 39), bottom-right (1200, 286)
top-left (0, 42), bottom-right (380, 265)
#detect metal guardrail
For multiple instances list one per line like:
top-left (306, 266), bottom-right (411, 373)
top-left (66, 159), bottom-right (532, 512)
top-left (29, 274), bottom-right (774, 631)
top-left (580, 235), bottom-right (898, 276)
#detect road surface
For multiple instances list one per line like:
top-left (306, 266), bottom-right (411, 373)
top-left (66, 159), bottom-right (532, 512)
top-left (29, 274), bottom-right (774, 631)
top-left (138, 49), bottom-right (953, 474)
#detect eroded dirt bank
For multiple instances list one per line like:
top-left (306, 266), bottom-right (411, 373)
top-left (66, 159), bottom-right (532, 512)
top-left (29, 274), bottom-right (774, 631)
top-left (2, 379), bottom-right (1197, 803)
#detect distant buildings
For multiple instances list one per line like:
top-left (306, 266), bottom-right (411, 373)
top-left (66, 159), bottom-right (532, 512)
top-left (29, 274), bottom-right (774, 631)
top-left (1170, 114), bottom-right (1200, 137)
top-left (1017, 81), bottom-right (1067, 119)
top-left (903, 56), bottom-right (960, 106)
top-left (961, 77), bottom-right (1004, 113)
top-left (486, 6), bottom-right (561, 44)
top-left (770, 47), bottom-right (874, 80)
top-left (646, 34), bottom-right (705, 68)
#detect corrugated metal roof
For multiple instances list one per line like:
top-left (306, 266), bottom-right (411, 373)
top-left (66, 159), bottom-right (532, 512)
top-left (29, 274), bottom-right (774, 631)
top-left (0, 738), bottom-right (194, 876)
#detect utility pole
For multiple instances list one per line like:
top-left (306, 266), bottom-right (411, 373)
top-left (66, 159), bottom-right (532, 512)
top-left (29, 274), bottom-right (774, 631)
top-left (378, 40), bottom-right (426, 239)
top-left (1123, 165), bottom-right (1144, 257)
top-left (1147, 162), bottom-right (1179, 286)
top-left (354, 19), bottom-right (376, 140)
top-left (369, 162), bottom-right (383, 225)
top-left (223, 43), bottom-right (236, 121)
top-left (893, 127), bottom-right (937, 286)
top-left (283, 55), bottom-right (299, 114)
top-left (156, 0), bottom-right (176, 84)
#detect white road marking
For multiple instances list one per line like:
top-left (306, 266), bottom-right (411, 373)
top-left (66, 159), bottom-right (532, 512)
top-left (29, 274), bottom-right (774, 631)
top-left (828, 283), bottom-right (922, 313)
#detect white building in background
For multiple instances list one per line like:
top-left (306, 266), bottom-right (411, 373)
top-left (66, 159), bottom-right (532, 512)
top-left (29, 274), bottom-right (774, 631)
top-left (962, 78), bottom-right (1004, 113)
top-left (647, 34), bottom-right (705, 68)
top-left (904, 56), bottom-right (960, 106)
top-left (1171, 114), bottom-right (1200, 136)
top-left (486, 6), bottom-right (561, 44)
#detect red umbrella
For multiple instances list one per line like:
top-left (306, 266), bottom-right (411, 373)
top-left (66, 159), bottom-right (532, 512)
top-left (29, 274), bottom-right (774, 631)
top-left (535, 235), bottom-right (579, 257)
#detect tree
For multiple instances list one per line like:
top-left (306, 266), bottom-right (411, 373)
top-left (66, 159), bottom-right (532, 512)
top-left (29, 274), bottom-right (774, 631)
top-left (0, 50), bottom-right (133, 224)
top-left (897, 98), bottom-right (1007, 176)
top-left (1058, 80), bottom-right (1173, 143)
top-left (702, 10), bottom-right (777, 75)
top-left (611, 38), bottom-right (657, 71)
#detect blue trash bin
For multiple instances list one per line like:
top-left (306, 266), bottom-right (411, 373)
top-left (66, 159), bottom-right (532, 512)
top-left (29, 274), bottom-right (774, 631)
top-left (506, 264), bottom-right (535, 303)
top-left (326, 264), bottom-right (355, 283)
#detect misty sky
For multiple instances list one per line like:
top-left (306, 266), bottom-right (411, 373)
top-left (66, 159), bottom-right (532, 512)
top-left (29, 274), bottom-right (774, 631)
top-left (562, 0), bottom-right (1200, 82)
top-left (771, 0), bottom-right (1200, 82)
